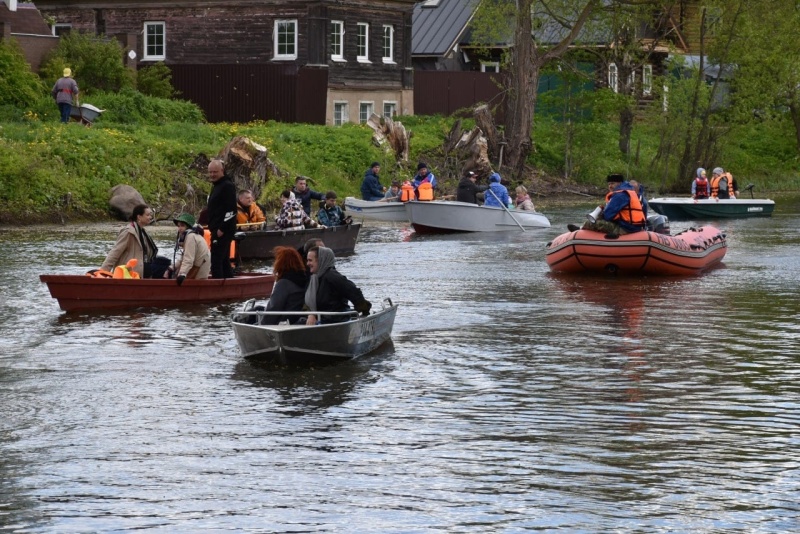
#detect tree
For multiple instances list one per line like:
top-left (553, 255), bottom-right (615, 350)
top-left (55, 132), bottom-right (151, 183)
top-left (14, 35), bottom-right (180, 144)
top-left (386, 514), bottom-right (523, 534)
top-left (0, 40), bottom-right (44, 109)
top-left (40, 32), bottom-right (134, 94)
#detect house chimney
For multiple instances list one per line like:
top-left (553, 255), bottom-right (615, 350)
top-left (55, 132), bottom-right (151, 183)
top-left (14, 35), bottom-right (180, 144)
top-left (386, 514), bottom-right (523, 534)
top-left (8, 1), bottom-right (18, 12)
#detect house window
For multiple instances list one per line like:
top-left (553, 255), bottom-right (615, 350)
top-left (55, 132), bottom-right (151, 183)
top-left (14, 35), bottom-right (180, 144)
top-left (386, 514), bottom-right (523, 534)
top-left (382, 25), bottom-right (394, 63)
top-left (357, 23), bottom-right (369, 62)
top-left (51, 23), bottom-right (71, 37)
top-left (331, 20), bottom-right (344, 61)
top-left (643, 65), bottom-right (653, 95)
top-left (359, 102), bottom-right (374, 124)
top-left (143, 22), bottom-right (166, 60)
top-left (608, 63), bottom-right (618, 93)
top-left (383, 101), bottom-right (397, 119)
top-left (274, 19), bottom-right (298, 60)
top-left (481, 61), bottom-right (500, 73)
top-left (334, 102), bottom-right (349, 126)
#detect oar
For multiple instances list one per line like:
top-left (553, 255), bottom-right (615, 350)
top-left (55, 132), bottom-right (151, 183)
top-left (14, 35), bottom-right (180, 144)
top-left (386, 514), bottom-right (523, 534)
top-left (488, 189), bottom-right (526, 232)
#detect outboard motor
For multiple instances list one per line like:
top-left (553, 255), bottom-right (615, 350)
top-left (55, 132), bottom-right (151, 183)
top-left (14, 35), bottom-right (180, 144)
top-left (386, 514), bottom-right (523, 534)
top-left (646, 214), bottom-right (670, 235)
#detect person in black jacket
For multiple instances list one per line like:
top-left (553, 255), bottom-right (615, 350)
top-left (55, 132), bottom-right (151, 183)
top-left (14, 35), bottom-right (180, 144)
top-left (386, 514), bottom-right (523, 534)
top-left (262, 246), bottom-right (307, 325)
top-left (206, 159), bottom-right (237, 278)
top-left (456, 171), bottom-right (488, 204)
top-left (304, 247), bottom-right (371, 325)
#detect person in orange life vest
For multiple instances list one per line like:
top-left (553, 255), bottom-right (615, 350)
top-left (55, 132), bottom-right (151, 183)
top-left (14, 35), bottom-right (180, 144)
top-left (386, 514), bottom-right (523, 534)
top-left (236, 189), bottom-right (266, 230)
top-left (628, 179), bottom-right (648, 218)
top-left (580, 173), bottom-right (646, 235)
top-left (692, 168), bottom-right (710, 199)
top-left (399, 180), bottom-right (416, 202)
top-left (710, 167), bottom-right (739, 199)
top-left (52, 67), bottom-right (79, 124)
top-left (100, 204), bottom-right (159, 279)
top-left (412, 162), bottom-right (437, 199)
top-left (165, 213), bottom-right (211, 285)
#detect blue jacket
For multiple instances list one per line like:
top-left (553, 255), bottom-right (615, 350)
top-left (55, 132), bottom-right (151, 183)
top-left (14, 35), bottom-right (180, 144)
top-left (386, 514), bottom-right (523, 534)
top-left (483, 182), bottom-right (510, 208)
top-left (292, 187), bottom-right (325, 215)
top-left (317, 204), bottom-right (347, 226)
top-left (361, 169), bottom-right (384, 201)
top-left (412, 172), bottom-right (437, 190)
top-left (604, 182), bottom-right (645, 233)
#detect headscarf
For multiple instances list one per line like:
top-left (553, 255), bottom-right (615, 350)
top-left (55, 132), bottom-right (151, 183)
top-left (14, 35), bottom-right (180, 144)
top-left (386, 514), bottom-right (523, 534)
top-left (304, 247), bottom-right (336, 312)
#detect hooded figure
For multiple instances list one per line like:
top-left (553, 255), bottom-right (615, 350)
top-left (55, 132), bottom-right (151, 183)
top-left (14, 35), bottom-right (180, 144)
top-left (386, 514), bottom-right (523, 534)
top-left (483, 172), bottom-right (511, 208)
top-left (305, 247), bottom-right (371, 325)
top-left (692, 168), bottom-right (710, 199)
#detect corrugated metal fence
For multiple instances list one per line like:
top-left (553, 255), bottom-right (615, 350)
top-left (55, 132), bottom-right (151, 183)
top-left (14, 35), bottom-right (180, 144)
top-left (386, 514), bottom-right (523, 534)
top-left (413, 71), bottom-right (507, 123)
top-left (170, 64), bottom-right (328, 124)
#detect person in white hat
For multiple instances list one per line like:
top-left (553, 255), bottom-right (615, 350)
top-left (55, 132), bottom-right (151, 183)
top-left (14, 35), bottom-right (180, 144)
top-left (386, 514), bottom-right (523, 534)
top-left (51, 67), bottom-right (79, 124)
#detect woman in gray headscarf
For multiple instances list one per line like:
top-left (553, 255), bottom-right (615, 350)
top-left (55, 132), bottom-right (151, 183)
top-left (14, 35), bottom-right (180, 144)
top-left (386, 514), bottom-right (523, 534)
top-left (304, 247), bottom-right (371, 325)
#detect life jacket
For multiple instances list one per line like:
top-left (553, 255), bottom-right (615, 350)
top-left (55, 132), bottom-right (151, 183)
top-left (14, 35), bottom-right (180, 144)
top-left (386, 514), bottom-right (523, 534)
top-left (87, 269), bottom-right (113, 278)
top-left (400, 182), bottom-right (415, 202)
top-left (694, 177), bottom-right (709, 199)
top-left (710, 173), bottom-right (733, 198)
top-left (417, 181), bottom-right (434, 201)
top-left (609, 190), bottom-right (646, 227)
top-left (112, 258), bottom-right (141, 279)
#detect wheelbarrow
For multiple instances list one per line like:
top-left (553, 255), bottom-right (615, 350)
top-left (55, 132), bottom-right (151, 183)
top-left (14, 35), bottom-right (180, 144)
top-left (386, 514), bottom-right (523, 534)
top-left (69, 103), bottom-right (105, 127)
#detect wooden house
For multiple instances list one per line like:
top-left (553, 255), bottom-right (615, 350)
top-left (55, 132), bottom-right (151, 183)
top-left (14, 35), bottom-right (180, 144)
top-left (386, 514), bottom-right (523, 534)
top-left (36, 0), bottom-right (417, 125)
top-left (1, 1), bottom-right (59, 70)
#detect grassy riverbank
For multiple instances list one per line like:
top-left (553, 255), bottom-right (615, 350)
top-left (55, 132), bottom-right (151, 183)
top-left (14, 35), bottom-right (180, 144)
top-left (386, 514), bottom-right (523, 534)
top-left (1, 109), bottom-right (798, 225)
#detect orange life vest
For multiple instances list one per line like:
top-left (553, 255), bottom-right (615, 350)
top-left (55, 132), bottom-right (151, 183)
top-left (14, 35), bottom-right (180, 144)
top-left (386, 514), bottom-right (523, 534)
top-left (112, 258), bottom-right (141, 279)
top-left (609, 190), bottom-right (646, 226)
top-left (710, 173), bottom-right (733, 198)
top-left (417, 181), bottom-right (434, 201)
top-left (400, 182), bottom-right (415, 202)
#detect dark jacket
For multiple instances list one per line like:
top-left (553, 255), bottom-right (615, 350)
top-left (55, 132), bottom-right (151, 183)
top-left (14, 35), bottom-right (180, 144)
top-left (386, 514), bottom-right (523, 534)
top-left (361, 169), bottom-right (384, 200)
top-left (312, 268), bottom-right (367, 322)
top-left (317, 204), bottom-right (348, 226)
top-left (292, 187), bottom-right (325, 215)
top-left (456, 176), bottom-right (488, 204)
top-left (264, 271), bottom-right (307, 325)
top-left (207, 174), bottom-right (237, 236)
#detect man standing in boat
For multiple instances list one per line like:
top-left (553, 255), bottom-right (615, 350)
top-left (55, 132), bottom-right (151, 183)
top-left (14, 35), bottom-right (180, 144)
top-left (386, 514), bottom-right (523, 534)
top-left (206, 159), bottom-right (237, 279)
top-left (292, 176), bottom-right (325, 215)
top-left (572, 174), bottom-right (646, 235)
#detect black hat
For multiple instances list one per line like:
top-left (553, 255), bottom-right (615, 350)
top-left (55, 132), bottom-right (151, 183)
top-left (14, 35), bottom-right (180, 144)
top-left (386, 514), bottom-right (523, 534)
top-left (371, 161), bottom-right (381, 168)
top-left (606, 173), bottom-right (624, 183)
top-left (417, 162), bottom-right (427, 170)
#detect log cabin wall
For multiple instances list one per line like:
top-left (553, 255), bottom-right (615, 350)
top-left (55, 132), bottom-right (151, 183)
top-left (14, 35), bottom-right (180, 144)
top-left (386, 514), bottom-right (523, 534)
top-left (38, 0), bottom-right (417, 124)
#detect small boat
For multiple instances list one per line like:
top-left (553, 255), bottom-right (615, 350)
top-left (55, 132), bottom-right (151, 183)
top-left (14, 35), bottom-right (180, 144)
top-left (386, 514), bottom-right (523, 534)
top-left (545, 226), bottom-right (727, 275)
top-left (344, 197), bottom-right (408, 222)
top-left (236, 223), bottom-right (361, 260)
top-left (231, 298), bottom-right (398, 364)
top-left (405, 200), bottom-right (551, 233)
top-left (648, 197), bottom-right (775, 220)
top-left (40, 272), bottom-right (275, 312)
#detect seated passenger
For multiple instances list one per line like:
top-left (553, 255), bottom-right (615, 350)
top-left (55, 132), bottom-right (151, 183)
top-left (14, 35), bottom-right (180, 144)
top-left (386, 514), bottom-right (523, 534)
top-left (304, 246), bottom-right (371, 325)
top-left (581, 173), bottom-right (646, 235)
top-left (456, 171), bottom-right (487, 204)
top-left (692, 168), bottom-right (710, 200)
top-left (361, 162), bottom-right (385, 201)
top-left (262, 246), bottom-right (308, 325)
top-left (275, 190), bottom-right (320, 230)
top-left (383, 180), bottom-right (402, 202)
top-left (166, 213), bottom-right (211, 284)
top-left (100, 203), bottom-right (171, 279)
top-left (483, 173), bottom-right (510, 208)
top-left (236, 189), bottom-right (266, 230)
top-left (317, 191), bottom-right (352, 227)
top-left (514, 185), bottom-right (535, 211)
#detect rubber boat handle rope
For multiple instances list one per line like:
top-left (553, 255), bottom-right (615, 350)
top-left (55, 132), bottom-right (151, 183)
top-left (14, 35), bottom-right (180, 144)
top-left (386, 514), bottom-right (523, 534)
top-left (487, 189), bottom-right (526, 232)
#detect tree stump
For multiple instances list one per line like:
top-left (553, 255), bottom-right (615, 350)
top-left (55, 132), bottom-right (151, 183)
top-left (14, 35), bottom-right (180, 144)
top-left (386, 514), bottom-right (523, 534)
top-left (474, 104), bottom-right (501, 164)
top-left (366, 113), bottom-right (410, 163)
top-left (219, 136), bottom-right (283, 200)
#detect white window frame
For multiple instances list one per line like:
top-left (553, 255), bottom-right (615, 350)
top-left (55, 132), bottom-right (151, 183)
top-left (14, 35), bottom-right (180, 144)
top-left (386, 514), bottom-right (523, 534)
top-left (628, 70), bottom-right (636, 92)
top-left (334, 101), bottom-right (349, 126)
top-left (357, 23), bottom-right (370, 63)
top-left (51, 23), bottom-right (71, 36)
top-left (274, 19), bottom-right (298, 60)
top-left (608, 63), bottom-right (618, 93)
top-left (382, 25), bottom-right (395, 64)
top-left (383, 101), bottom-right (397, 119)
top-left (359, 102), bottom-right (374, 124)
top-left (331, 20), bottom-right (345, 61)
top-left (143, 22), bottom-right (166, 61)
top-left (481, 61), bottom-right (500, 73)
top-left (643, 65), bottom-right (653, 96)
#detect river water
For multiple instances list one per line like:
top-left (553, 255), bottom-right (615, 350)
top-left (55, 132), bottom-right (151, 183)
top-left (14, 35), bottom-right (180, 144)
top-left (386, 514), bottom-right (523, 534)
top-left (1, 196), bottom-right (799, 532)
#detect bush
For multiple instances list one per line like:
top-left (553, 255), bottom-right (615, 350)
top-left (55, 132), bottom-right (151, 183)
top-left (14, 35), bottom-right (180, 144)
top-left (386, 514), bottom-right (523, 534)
top-left (40, 32), bottom-right (134, 95)
top-left (136, 62), bottom-right (177, 99)
top-left (0, 40), bottom-right (44, 109)
top-left (86, 89), bottom-right (205, 124)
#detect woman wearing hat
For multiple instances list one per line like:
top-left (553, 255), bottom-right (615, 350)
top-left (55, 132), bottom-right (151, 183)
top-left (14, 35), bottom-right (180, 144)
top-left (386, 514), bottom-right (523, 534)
top-left (51, 67), bottom-right (79, 124)
top-left (166, 213), bottom-right (210, 285)
top-left (361, 161), bottom-right (385, 201)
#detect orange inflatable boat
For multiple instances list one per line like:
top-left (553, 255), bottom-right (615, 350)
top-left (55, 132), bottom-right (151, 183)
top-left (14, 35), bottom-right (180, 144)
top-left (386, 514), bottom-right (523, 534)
top-left (545, 226), bottom-right (727, 275)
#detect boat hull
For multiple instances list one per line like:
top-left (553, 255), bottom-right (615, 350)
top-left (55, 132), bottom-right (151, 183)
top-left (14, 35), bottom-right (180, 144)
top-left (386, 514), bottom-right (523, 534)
top-left (405, 200), bottom-right (551, 233)
top-left (236, 223), bottom-right (361, 260)
top-left (232, 304), bottom-right (398, 364)
top-left (545, 226), bottom-right (727, 275)
top-left (344, 197), bottom-right (408, 222)
top-left (649, 197), bottom-right (775, 220)
top-left (40, 273), bottom-right (275, 312)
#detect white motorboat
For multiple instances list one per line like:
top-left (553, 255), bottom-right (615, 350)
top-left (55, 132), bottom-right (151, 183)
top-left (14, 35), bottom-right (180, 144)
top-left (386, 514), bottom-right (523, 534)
top-left (344, 197), bottom-right (408, 222)
top-left (405, 200), bottom-right (550, 233)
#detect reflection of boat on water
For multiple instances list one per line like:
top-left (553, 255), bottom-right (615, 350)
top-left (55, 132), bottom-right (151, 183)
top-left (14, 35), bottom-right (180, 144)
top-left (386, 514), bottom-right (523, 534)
top-left (648, 197), bottom-right (775, 220)
top-left (545, 226), bottom-right (727, 275)
top-left (405, 200), bottom-right (551, 233)
top-left (231, 298), bottom-right (398, 364)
